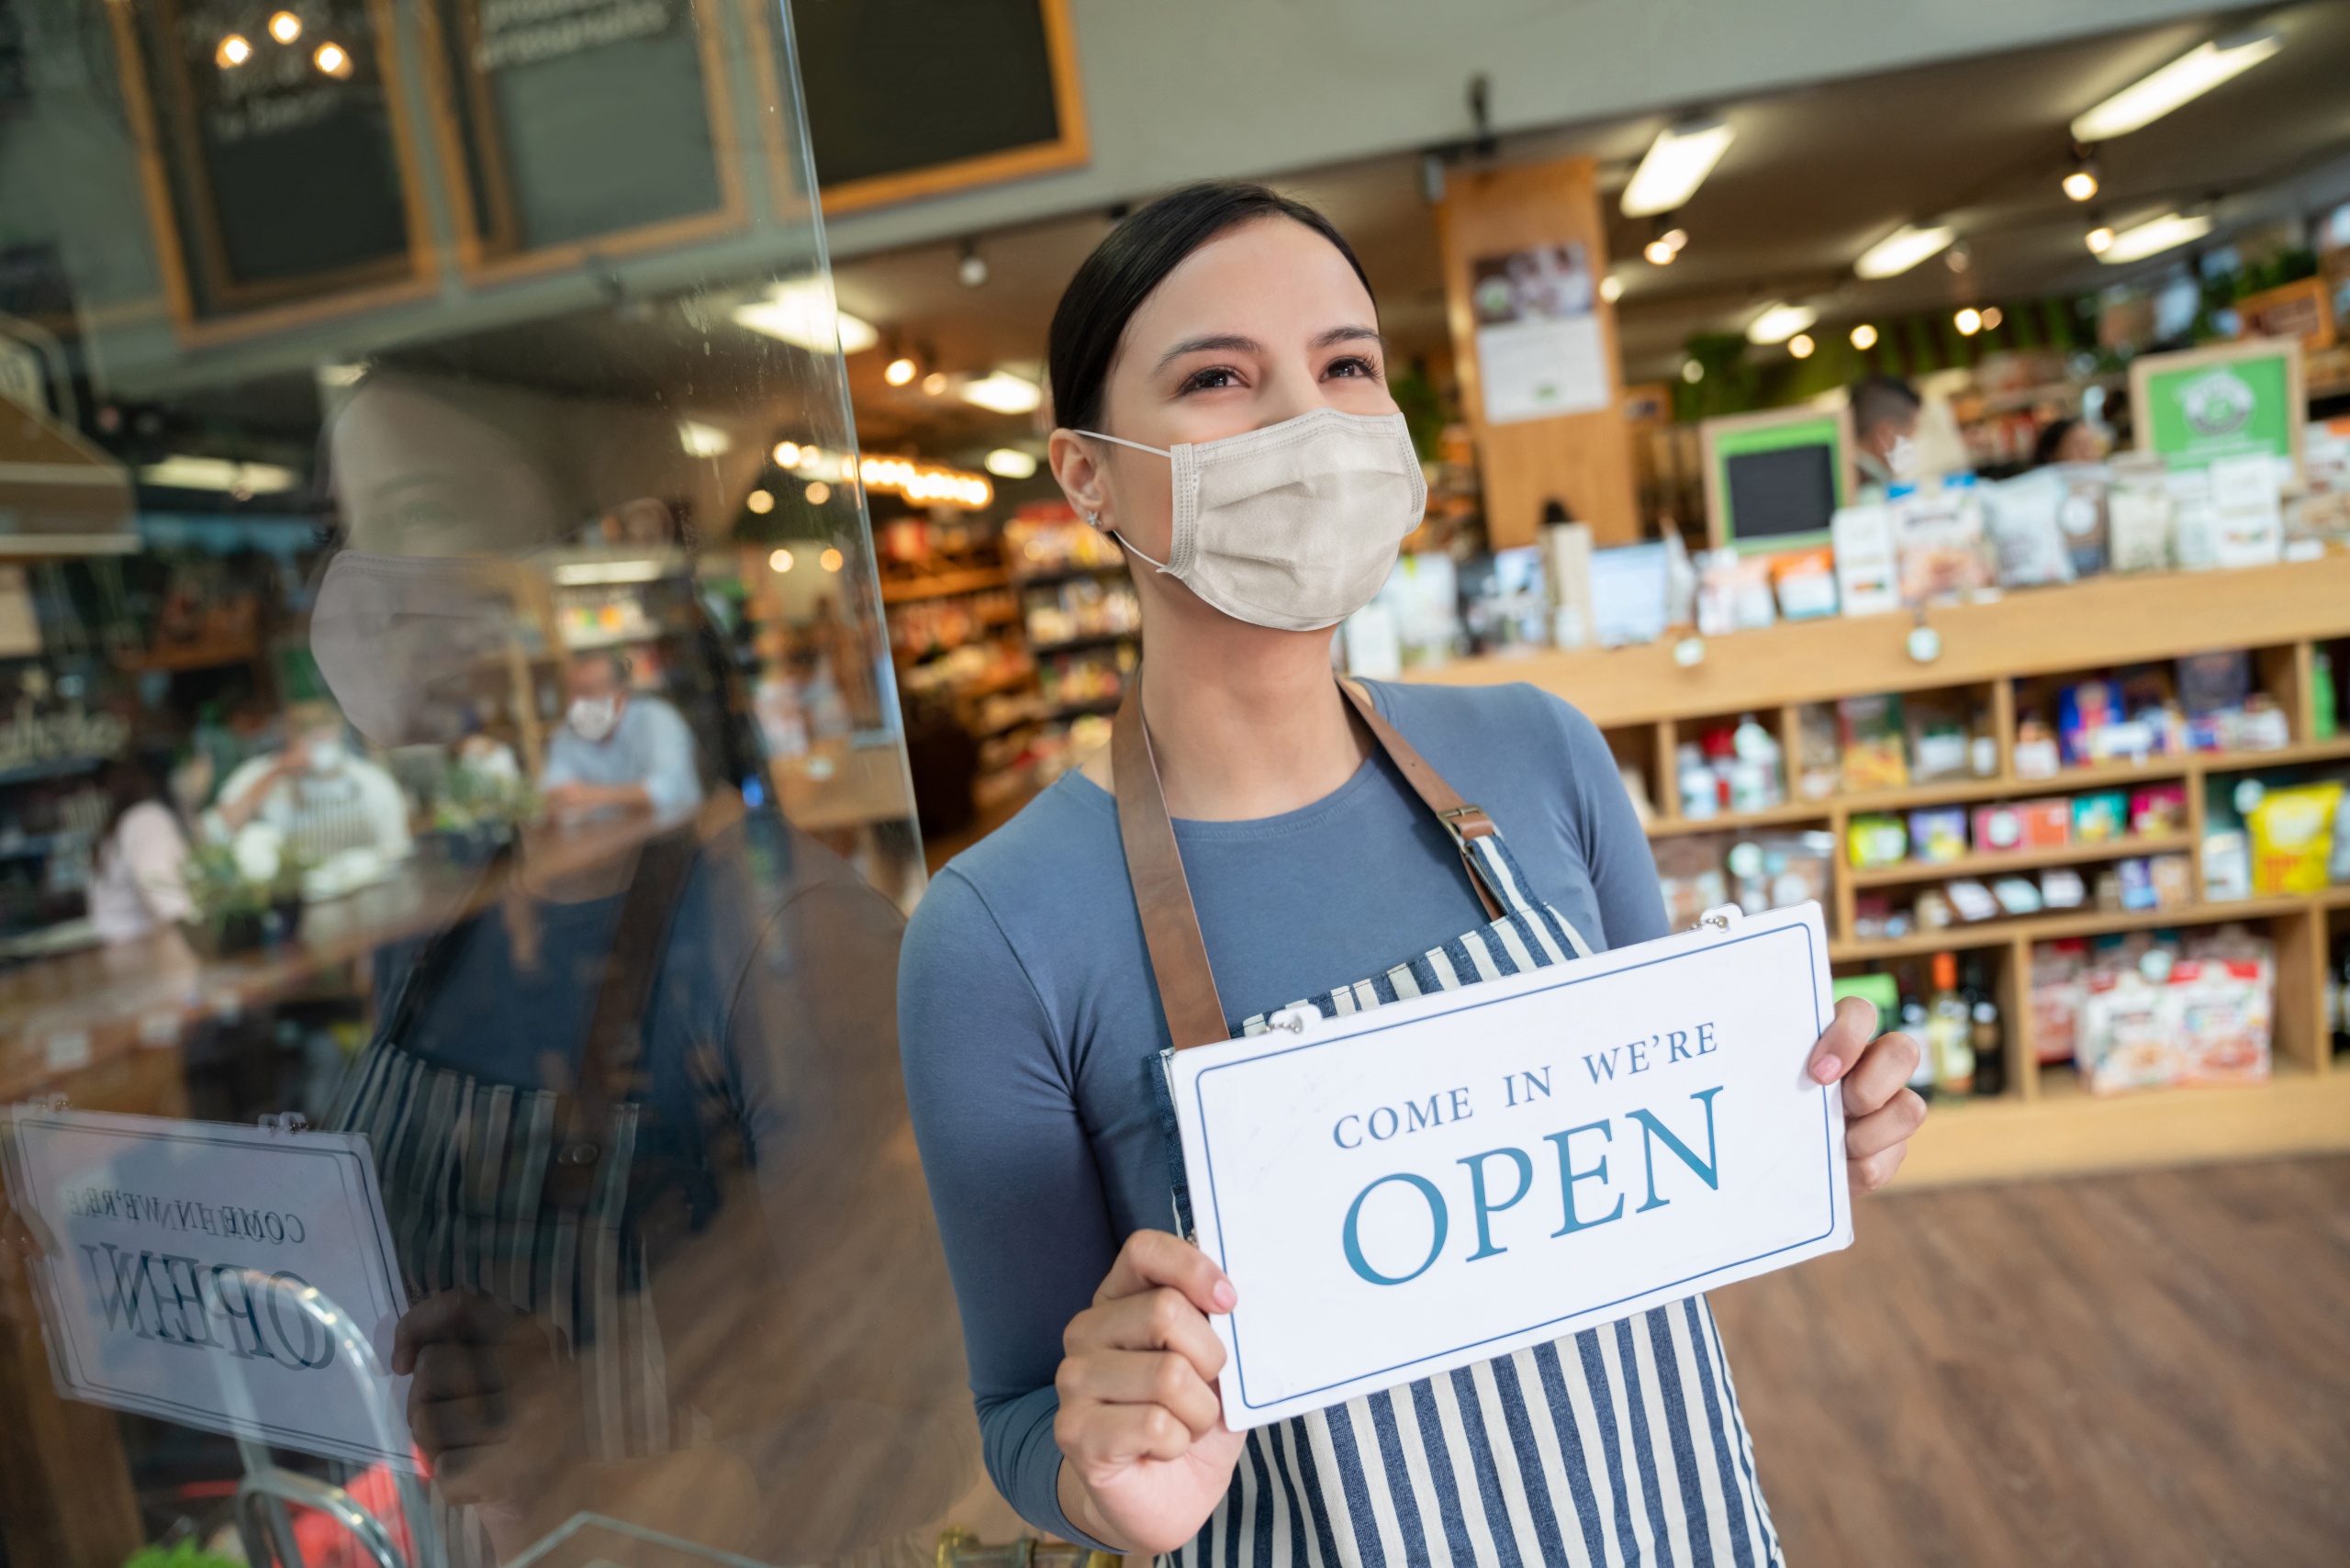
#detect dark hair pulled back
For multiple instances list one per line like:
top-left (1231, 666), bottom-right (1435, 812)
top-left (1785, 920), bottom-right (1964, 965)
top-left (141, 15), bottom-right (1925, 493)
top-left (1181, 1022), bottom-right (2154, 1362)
top-left (1046, 182), bottom-right (1374, 436)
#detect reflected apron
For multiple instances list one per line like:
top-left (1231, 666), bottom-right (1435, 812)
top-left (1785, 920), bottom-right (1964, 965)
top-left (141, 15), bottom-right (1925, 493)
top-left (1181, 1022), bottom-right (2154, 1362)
top-left (1114, 679), bottom-right (1783, 1568)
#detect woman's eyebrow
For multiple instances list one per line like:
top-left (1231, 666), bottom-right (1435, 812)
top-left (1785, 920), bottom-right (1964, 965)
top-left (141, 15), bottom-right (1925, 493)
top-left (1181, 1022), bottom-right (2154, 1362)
top-left (1155, 332), bottom-right (1262, 371)
top-left (1313, 325), bottom-right (1384, 350)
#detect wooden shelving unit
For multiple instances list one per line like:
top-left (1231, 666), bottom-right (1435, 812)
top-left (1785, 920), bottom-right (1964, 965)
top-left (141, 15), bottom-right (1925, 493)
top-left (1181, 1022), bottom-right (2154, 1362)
top-left (1408, 554), bottom-right (2350, 1186)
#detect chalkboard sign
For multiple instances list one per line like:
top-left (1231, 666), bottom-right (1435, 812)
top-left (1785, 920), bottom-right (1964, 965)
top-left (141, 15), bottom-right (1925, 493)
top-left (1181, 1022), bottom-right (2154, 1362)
top-left (109, 0), bottom-right (430, 322)
top-left (1699, 407), bottom-right (1856, 554)
top-left (427, 0), bottom-right (739, 266)
top-left (784, 0), bottom-right (1086, 212)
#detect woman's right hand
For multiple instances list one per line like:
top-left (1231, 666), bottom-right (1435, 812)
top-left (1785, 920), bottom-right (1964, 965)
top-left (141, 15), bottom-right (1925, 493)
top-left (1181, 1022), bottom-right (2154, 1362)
top-left (1054, 1229), bottom-right (1245, 1556)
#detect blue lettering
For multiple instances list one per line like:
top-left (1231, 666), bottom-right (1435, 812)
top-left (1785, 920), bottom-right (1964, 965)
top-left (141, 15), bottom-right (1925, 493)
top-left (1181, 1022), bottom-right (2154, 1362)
top-left (1666, 1030), bottom-right (1693, 1063)
top-left (1545, 1120), bottom-right (1626, 1235)
top-left (1404, 1096), bottom-right (1444, 1133)
top-left (1695, 1021), bottom-right (1718, 1056)
top-left (1342, 1174), bottom-right (1449, 1286)
top-left (1628, 1088), bottom-right (1726, 1213)
top-left (1334, 1114), bottom-right (1364, 1150)
top-left (1458, 1147), bottom-right (1534, 1260)
top-left (1448, 1086), bottom-right (1473, 1122)
top-left (1520, 1067), bottom-right (1551, 1101)
top-left (1628, 1038), bottom-right (1651, 1073)
top-left (1582, 1048), bottom-right (1622, 1082)
top-left (1368, 1106), bottom-right (1399, 1140)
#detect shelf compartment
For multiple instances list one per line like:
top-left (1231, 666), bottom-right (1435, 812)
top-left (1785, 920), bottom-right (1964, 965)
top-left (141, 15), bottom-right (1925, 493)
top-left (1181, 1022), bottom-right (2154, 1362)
top-left (1830, 895), bottom-right (2311, 962)
top-left (1847, 833), bottom-right (2193, 889)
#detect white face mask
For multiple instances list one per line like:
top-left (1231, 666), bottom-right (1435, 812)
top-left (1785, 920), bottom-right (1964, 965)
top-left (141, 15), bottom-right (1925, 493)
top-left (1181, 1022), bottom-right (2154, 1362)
top-left (1885, 433), bottom-right (1922, 481)
top-left (310, 550), bottom-right (520, 746)
top-left (569, 695), bottom-right (620, 743)
top-left (1079, 408), bottom-right (1426, 633)
top-left (306, 737), bottom-right (346, 775)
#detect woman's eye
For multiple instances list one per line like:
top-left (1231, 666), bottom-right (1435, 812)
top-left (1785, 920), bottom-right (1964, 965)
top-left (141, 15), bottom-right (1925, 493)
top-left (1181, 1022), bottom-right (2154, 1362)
top-left (1178, 365), bottom-right (1243, 394)
top-left (1326, 355), bottom-right (1380, 380)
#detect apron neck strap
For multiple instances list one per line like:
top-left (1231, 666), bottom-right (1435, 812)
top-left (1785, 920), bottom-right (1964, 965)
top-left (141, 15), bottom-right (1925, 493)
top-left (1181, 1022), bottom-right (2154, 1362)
top-left (1111, 674), bottom-right (1505, 1052)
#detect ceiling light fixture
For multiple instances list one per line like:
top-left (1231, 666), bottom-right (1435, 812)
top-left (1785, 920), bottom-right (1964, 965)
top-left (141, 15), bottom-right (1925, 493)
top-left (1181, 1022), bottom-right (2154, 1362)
top-left (984, 448), bottom-right (1039, 479)
top-left (269, 10), bottom-right (301, 42)
top-left (819, 548), bottom-right (844, 573)
top-left (140, 454), bottom-right (297, 493)
top-left (216, 33), bottom-right (252, 66)
top-left (959, 371), bottom-right (1044, 415)
top-left (1641, 220), bottom-right (1688, 267)
top-left (1680, 360), bottom-right (1704, 385)
top-left (2095, 210), bottom-right (2214, 264)
top-left (1621, 116), bottom-right (1735, 218)
top-left (732, 279), bottom-right (878, 354)
top-left (1746, 303), bottom-right (1817, 345)
top-left (804, 480), bottom-right (832, 505)
top-left (860, 455), bottom-right (992, 509)
top-left (1854, 223), bottom-right (1956, 279)
top-left (677, 420), bottom-right (731, 457)
top-left (884, 356), bottom-right (917, 386)
top-left (2070, 30), bottom-right (2282, 143)
top-left (2062, 146), bottom-right (2100, 203)
top-left (957, 240), bottom-right (989, 289)
top-left (773, 440), bottom-right (802, 466)
top-left (1980, 306), bottom-right (2004, 331)
top-left (1786, 333), bottom-right (1816, 360)
top-left (769, 548), bottom-right (795, 574)
top-left (1850, 323), bottom-right (1879, 351)
top-left (921, 372), bottom-right (947, 397)
top-left (1954, 308), bottom-right (1983, 337)
top-left (313, 41), bottom-right (351, 77)
top-left (1599, 274), bottom-right (1624, 304)
top-left (745, 489), bottom-right (775, 514)
top-left (2085, 222), bottom-right (2116, 255)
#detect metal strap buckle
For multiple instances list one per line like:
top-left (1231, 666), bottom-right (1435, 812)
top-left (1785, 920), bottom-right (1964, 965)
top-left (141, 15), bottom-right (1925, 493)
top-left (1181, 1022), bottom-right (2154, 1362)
top-left (1438, 802), bottom-right (1494, 847)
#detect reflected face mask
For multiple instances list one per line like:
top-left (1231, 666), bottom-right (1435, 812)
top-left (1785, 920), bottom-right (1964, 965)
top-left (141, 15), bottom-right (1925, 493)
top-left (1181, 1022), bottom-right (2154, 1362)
top-left (309, 550), bottom-right (521, 746)
top-left (1079, 408), bottom-right (1427, 633)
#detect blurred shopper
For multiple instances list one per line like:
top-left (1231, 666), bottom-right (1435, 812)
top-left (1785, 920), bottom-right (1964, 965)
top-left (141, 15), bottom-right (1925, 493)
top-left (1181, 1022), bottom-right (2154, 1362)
top-left (2033, 415), bottom-right (2107, 466)
top-left (307, 370), bottom-right (969, 1565)
top-left (210, 700), bottom-right (413, 865)
top-left (540, 648), bottom-right (703, 823)
top-left (900, 184), bottom-right (1927, 1565)
top-left (1851, 374), bottom-right (1924, 496)
top-left (86, 755), bottom-right (193, 943)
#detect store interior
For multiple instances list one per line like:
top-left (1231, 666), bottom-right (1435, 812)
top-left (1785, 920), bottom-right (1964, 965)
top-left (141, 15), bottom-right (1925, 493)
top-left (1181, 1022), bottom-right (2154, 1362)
top-left (3, 0), bottom-right (2350, 1564)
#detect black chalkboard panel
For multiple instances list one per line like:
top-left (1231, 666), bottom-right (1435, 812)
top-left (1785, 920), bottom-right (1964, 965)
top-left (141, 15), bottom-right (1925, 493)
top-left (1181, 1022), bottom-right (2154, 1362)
top-left (431, 0), bottom-right (730, 259)
top-left (126, 0), bottom-right (420, 317)
top-left (792, 0), bottom-right (1067, 192)
top-left (1723, 443), bottom-right (1839, 543)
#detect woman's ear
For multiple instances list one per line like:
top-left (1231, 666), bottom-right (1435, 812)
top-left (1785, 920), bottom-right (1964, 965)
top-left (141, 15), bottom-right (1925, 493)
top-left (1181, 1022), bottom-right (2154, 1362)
top-left (1047, 428), bottom-right (1112, 529)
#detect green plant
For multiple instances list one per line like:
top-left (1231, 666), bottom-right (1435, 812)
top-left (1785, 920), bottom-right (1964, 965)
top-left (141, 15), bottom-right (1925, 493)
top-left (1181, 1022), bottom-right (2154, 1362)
top-left (183, 838), bottom-right (308, 922)
top-left (124, 1540), bottom-right (244, 1568)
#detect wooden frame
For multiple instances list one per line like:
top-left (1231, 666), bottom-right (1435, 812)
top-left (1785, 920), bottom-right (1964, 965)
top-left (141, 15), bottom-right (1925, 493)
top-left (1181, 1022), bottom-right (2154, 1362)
top-left (742, 0), bottom-right (1089, 218)
top-left (1697, 404), bottom-right (1857, 554)
top-left (2235, 275), bottom-right (2336, 353)
top-left (411, 0), bottom-right (749, 285)
top-left (102, 0), bottom-right (442, 346)
top-left (2129, 334), bottom-right (2308, 479)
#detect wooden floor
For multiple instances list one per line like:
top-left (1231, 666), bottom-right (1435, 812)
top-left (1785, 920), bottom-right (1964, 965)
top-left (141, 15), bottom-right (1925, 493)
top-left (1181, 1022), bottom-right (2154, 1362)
top-left (1711, 1156), bottom-right (2350, 1568)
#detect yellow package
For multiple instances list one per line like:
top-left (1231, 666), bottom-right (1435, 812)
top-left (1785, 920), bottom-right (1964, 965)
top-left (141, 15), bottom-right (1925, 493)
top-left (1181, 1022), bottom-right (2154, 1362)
top-left (2248, 782), bottom-right (2342, 895)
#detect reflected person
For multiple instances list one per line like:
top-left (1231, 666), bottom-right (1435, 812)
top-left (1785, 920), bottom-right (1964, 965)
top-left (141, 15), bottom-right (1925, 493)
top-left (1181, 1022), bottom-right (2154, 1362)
top-left (540, 648), bottom-right (703, 824)
top-left (308, 370), bottom-right (971, 1563)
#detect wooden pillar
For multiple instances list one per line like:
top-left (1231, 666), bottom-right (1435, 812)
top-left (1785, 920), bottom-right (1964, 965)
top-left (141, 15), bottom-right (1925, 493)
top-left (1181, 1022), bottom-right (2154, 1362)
top-left (1435, 156), bottom-right (1639, 548)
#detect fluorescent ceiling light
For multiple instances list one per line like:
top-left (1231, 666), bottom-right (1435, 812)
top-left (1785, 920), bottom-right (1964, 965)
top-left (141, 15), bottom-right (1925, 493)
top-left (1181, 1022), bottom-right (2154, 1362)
top-left (983, 447), bottom-right (1039, 479)
top-left (677, 420), bottom-right (732, 457)
top-left (2071, 31), bottom-right (2281, 143)
top-left (1853, 224), bottom-right (1955, 279)
top-left (553, 559), bottom-right (666, 586)
top-left (1621, 117), bottom-right (1735, 218)
top-left (2096, 211), bottom-right (2214, 265)
top-left (1745, 303), bottom-right (1817, 345)
top-left (139, 454), bottom-right (297, 493)
top-left (731, 280), bottom-right (878, 355)
top-left (959, 372), bottom-right (1043, 415)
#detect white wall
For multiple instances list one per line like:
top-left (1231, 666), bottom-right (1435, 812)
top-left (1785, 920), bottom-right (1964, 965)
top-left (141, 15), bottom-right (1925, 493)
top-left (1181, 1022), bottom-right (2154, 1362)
top-left (823, 0), bottom-right (2229, 259)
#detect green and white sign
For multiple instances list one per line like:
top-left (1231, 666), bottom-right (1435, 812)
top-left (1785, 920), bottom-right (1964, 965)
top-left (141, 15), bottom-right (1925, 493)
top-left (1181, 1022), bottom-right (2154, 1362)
top-left (2133, 339), bottom-right (2304, 475)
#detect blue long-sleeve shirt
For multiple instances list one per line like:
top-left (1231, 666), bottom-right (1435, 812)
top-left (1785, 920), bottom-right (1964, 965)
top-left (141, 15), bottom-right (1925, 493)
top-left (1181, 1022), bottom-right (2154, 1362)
top-left (540, 692), bottom-right (704, 817)
top-left (895, 679), bottom-right (1667, 1546)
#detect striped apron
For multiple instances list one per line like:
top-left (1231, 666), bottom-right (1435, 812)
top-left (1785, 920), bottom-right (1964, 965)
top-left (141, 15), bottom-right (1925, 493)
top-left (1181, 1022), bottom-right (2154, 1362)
top-left (1113, 680), bottom-right (1783, 1568)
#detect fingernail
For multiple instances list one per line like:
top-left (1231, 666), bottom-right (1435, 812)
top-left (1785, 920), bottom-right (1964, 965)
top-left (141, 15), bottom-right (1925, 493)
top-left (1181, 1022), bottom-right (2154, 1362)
top-left (1212, 1279), bottom-right (1237, 1311)
top-left (1811, 1055), bottom-right (1841, 1083)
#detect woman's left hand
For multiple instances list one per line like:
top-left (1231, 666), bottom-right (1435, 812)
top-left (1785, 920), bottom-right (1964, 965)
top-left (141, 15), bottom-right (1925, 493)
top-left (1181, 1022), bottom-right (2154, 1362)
top-left (1806, 996), bottom-right (1929, 1193)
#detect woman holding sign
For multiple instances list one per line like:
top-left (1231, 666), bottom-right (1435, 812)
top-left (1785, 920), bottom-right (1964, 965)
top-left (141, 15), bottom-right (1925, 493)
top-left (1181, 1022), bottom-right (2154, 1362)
top-left (898, 182), bottom-right (1928, 1565)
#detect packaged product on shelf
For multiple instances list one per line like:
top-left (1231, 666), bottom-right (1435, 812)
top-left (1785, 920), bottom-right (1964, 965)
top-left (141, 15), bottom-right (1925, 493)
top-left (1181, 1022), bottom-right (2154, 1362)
top-left (1944, 878), bottom-right (1999, 922)
top-left (1852, 893), bottom-right (1904, 941)
top-left (2055, 678), bottom-right (2123, 767)
top-left (1973, 802), bottom-right (2024, 851)
top-left (2041, 866), bottom-right (2087, 909)
top-left (2286, 418), bottom-right (2350, 550)
top-left (1675, 742), bottom-right (1721, 821)
top-left (1458, 546), bottom-right (1550, 653)
top-left (2012, 715), bottom-right (2062, 778)
top-left (1728, 713), bottom-right (1785, 810)
top-left (2031, 939), bottom-right (2087, 1064)
top-left (2330, 788), bottom-right (2350, 884)
top-left (2207, 453), bottom-right (2287, 569)
top-left (2129, 782), bottom-right (2188, 836)
top-left (1754, 832), bottom-right (1835, 910)
top-left (1541, 521), bottom-right (1597, 649)
top-left (1377, 552), bottom-right (1464, 665)
top-left (1925, 953), bottom-right (1975, 1094)
top-left (1341, 600), bottom-right (1404, 679)
top-left (2150, 853), bottom-right (2195, 909)
top-left (2106, 454), bottom-right (2177, 573)
top-left (1654, 834), bottom-right (1729, 932)
top-left (1991, 875), bottom-right (2042, 915)
top-left (2201, 829), bottom-right (2252, 902)
top-left (1771, 547), bottom-right (1839, 621)
top-left (2115, 857), bottom-right (2157, 911)
top-left (1904, 694), bottom-right (1975, 781)
top-left (2160, 955), bottom-right (2273, 1086)
top-left (2076, 969), bottom-right (2176, 1092)
top-left (1914, 887), bottom-right (1955, 930)
top-left (2176, 649), bottom-right (2252, 732)
top-left (1908, 807), bottom-right (1969, 863)
top-left (1586, 542), bottom-right (1672, 647)
top-left (1830, 502), bottom-right (1901, 617)
top-left (2050, 462), bottom-right (2112, 577)
top-left (1893, 483), bottom-right (1997, 605)
top-left (2247, 781), bottom-right (2343, 894)
top-left (1847, 812), bottom-right (1908, 868)
top-left (2165, 466), bottom-right (2221, 571)
top-left (1982, 468), bottom-right (2076, 587)
top-left (2071, 790), bottom-right (2128, 844)
top-left (1795, 704), bottom-right (1841, 801)
top-left (2019, 798), bottom-right (2071, 847)
top-left (1837, 693), bottom-right (1908, 790)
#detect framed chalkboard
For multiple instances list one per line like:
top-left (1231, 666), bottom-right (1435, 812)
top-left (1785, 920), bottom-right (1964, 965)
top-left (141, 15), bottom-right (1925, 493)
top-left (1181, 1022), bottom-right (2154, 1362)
top-left (1699, 406), bottom-right (1856, 554)
top-left (105, 0), bottom-right (436, 334)
top-left (756, 0), bottom-right (1087, 214)
top-left (420, 0), bottom-right (744, 275)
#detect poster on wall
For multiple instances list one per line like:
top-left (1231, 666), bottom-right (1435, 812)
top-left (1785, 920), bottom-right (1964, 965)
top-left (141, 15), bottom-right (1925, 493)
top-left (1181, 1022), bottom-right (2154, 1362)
top-left (1470, 242), bottom-right (1610, 424)
top-left (2132, 337), bottom-right (2306, 478)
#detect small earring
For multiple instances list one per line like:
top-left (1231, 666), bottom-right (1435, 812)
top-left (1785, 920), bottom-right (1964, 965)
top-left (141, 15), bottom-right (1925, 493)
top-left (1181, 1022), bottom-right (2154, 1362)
top-left (1084, 510), bottom-right (1102, 529)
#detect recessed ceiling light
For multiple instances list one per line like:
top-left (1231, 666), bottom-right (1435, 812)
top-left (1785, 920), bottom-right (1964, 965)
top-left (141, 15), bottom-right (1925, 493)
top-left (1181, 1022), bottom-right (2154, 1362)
top-left (1850, 323), bottom-right (1879, 351)
top-left (1622, 118), bottom-right (1735, 218)
top-left (884, 357), bottom-right (916, 386)
top-left (745, 489), bottom-right (774, 514)
top-left (1954, 308), bottom-right (1983, 337)
top-left (1745, 303), bottom-right (1817, 345)
top-left (732, 280), bottom-right (878, 354)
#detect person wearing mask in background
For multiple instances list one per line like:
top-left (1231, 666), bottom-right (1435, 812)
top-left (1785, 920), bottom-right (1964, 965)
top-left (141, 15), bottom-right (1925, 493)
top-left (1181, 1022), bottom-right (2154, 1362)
top-left (1850, 374), bottom-right (1924, 498)
top-left (87, 754), bottom-right (194, 943)
top-left (899, 183), bottom-right (1926, 1566)
top-left (210, 699), bottom-right (413, 865)
top-left (539, 648), bottom-right (704, 823)
top-left (2032, 415), bottom-right (2108, 467)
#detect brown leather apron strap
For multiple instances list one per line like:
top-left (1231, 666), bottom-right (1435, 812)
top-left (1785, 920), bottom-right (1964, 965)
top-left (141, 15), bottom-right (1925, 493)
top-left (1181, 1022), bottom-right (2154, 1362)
top-left (1111, 675), bottom-right (1504, 1053)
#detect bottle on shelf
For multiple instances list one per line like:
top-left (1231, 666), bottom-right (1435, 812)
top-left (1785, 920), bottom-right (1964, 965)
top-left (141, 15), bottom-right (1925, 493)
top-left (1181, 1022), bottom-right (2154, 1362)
top-left (1900, 996), bottom-right (1936, 1101)
top-left (1677, 742), bottom-right (1719, 821)
top-left (1963, 957), bottom-right (2006, 1098)
top-left (1926, 951), bottom-right (1975, 1096)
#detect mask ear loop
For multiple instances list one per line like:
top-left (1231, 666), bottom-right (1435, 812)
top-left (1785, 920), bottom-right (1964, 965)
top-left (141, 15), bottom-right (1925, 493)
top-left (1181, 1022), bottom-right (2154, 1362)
top-left (1075, 431), bottom-right (1177, 574)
